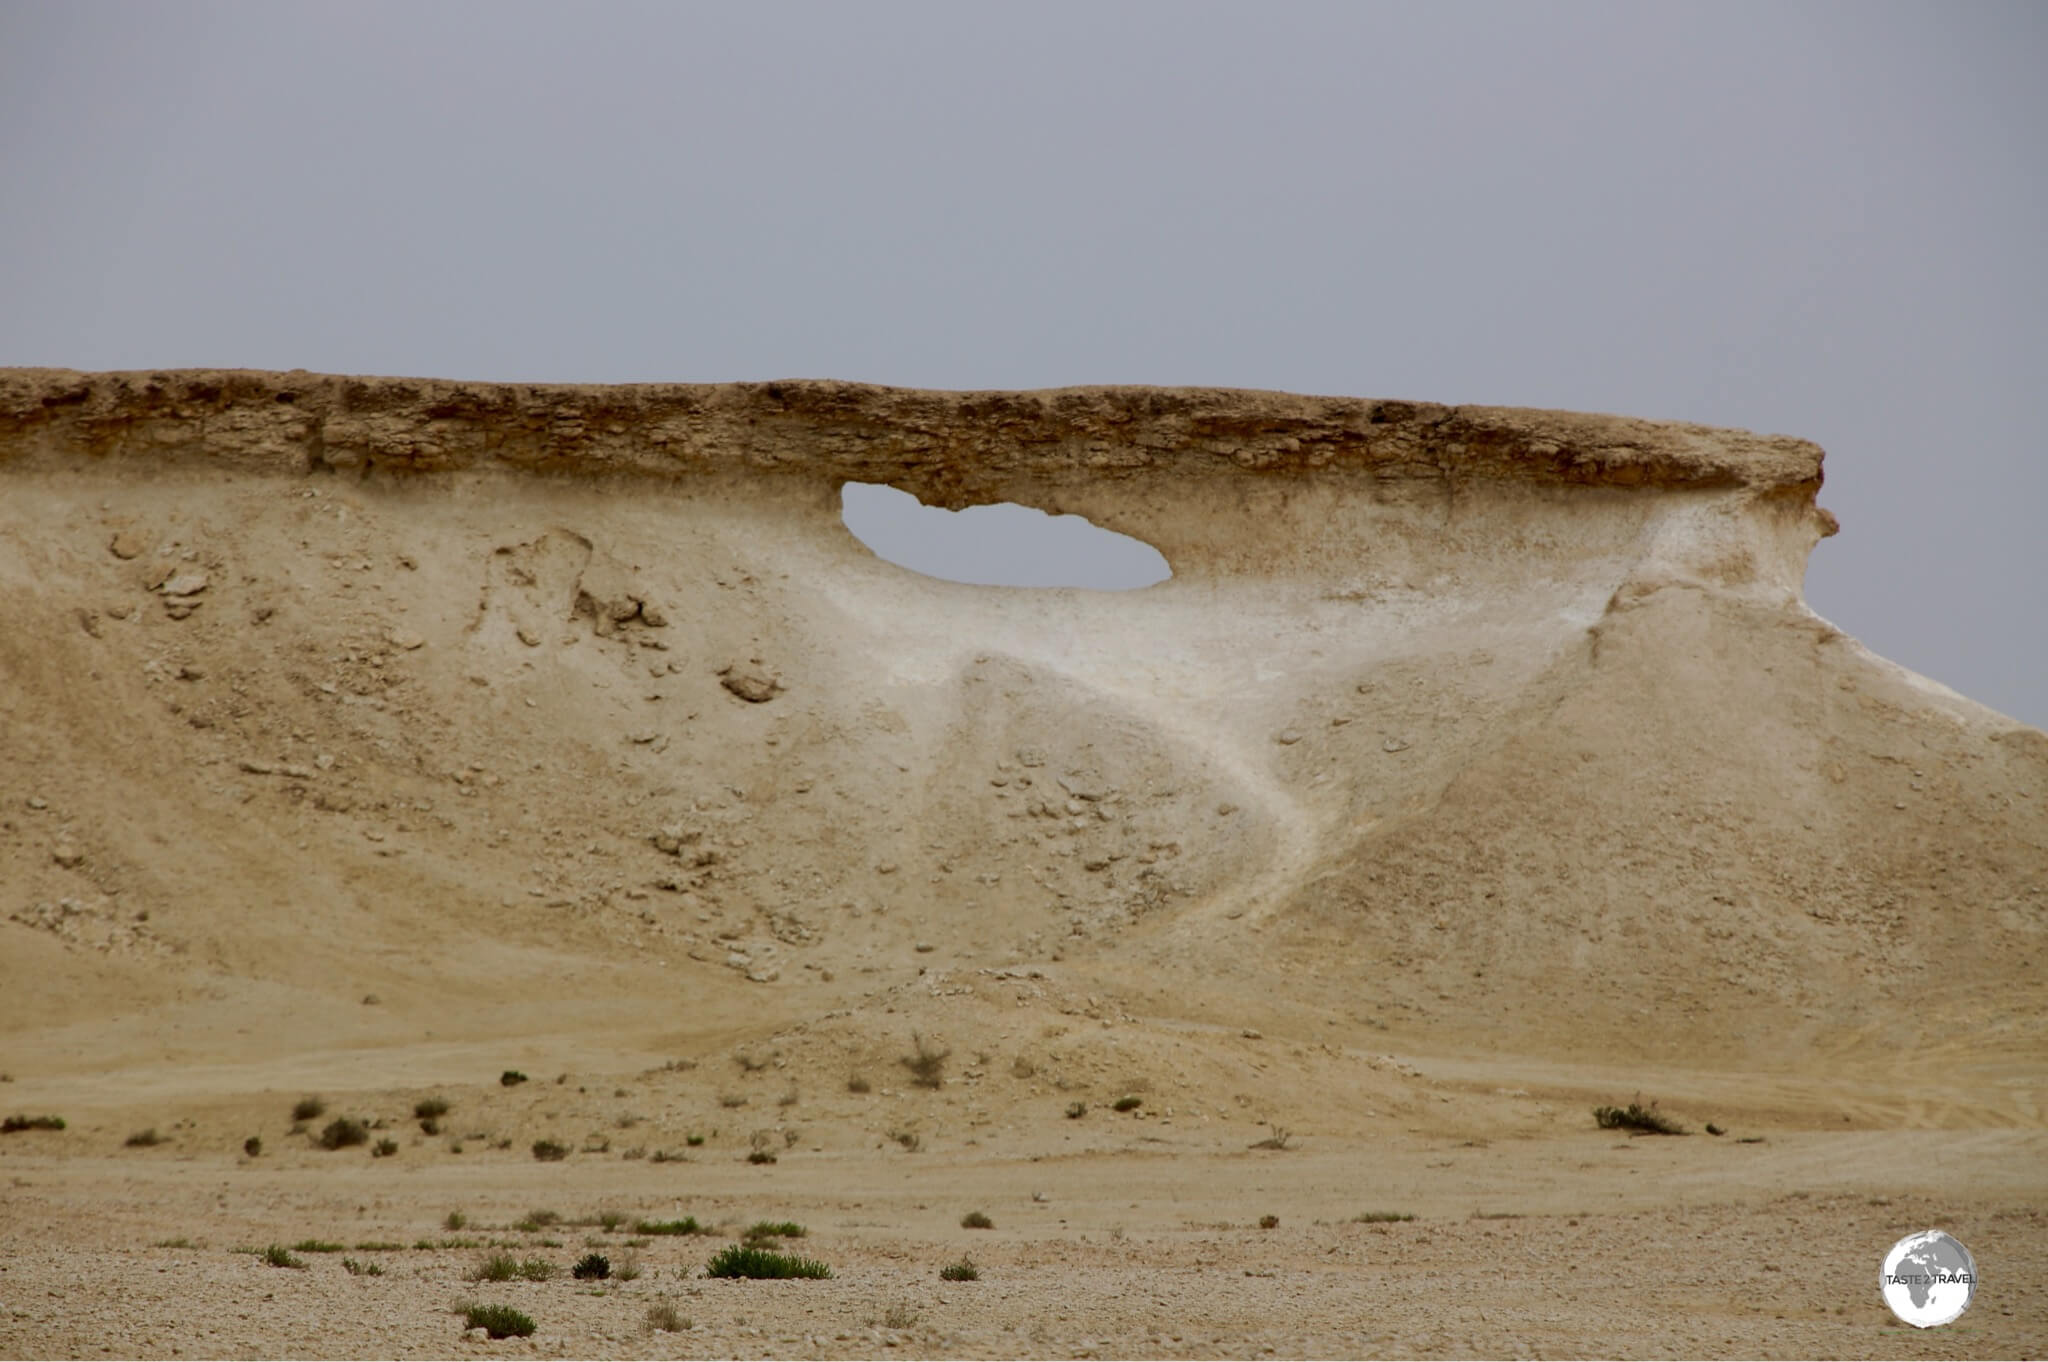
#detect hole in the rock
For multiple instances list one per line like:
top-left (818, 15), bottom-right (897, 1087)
top-left (839, 483), bottom-right (1172, 589)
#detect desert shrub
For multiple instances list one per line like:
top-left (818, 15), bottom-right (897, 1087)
top-left (718, 1093), bottom-right (748, 1109)
top-left (704, 1243), bottom-right (832, 1279)
top-left (1594, 1101), bottom-right (1686, 1135)
top-left (882, 1303), bottom-right (922, 1329)
top-left (342, 1257), bottom-right (384, 1276)
top-left (1353, 1211), bottom-right (1416, 1223)
top-left (419, 1118), bottom-right (440, 1135)
top-left (960, 1211), bottom-right (993, 1229)
top-left (354, 1241), bottom-right (402, 1251)
top-left (531, 1139), bottom-right (569, 1161)
top-left (746, 1149), bottom-right (777, 1164)
top-left (243, 1136), bottom-right (262, 1157)
top-left (1113, 1095), bottom-right (1143, 1112)
top-left (499, 1070), bottom-right (528, 1087)
top-left (2, 1114), bottom-right (66, 1133)
top-left (634, 1218), bottom-right (702, 1236)
top-left (261, 1244), bottom-right (307, 1269)
top-left (291, 1096), bottom-right (326, 1122)
top-left (472, 1253), bottom-right (517, 1281)
top-left (515, 1210), bottom-right (561, 1231)
top-left (614, 1251), bottom-right (642, 1281)
top-left (572, 1252), bottom-right (610, 1280)
top-left (847, 1075), bottom-right (871, 1094)
top-left (744, 1221), bottom-right (806, 1242)
top-left (461, 1303), bottom-right (535, 1339)
top-left (125, 1128), bottom-right (167, 1147)
top-left (940, 1258), bottom-right (980, 1281)
top-left (444, 1211), bottom-right (468, 1232)
top-left (595, 1210), bottom-right (628, 1232)
top-left (414, 1096), bottom-right (450, 1120)
top-left (1258, 1214), bottom-right (1280, 1229)
top-left (890, 1129), bottom-right (921, 1153)
top-left (685, 1133), bottom-right (706, 1146)
top-left (320, 1118), bottom-right (369, 1150)
top-left (473, 1253), bottom-right (557, 1282)
top-left (372, 1138), bottom-right (398, 1157)
top-left (292, 1240), bottom-right (344, 1253)
top-left (1064, 1102), bottom-right (1087, 1119)
top-left (153, 1237), bottom-right (197, 1249)
top-left (899, 1032), bottom-right (950, 1089)
top-left (645, 1301), bottom-right (688, 1333)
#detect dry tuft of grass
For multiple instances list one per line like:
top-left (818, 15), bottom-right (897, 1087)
top-left (645, 1301), bottom-right (689, 1333)
top-left (900, 1032), bottom-right (950, 1089)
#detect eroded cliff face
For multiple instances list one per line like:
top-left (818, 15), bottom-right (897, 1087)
top-left (0, 369), bottom-right (2039, 1101)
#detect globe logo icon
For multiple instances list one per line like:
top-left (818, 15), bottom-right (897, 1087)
top-left (1880, 1230), bottom-right (1977, 1328)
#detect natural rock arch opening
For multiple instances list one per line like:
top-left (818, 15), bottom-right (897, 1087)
top-left (839, 482), bottom-right (1172, 589)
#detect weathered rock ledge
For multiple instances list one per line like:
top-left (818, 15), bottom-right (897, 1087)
top-left (0, 368), bottom-right (1824, 507)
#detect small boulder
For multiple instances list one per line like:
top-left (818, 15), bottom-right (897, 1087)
top-left (718, 664), bottom-right (781, 704)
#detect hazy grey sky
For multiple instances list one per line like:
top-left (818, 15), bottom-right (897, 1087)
top-left (2, 1), bottom-right (2041, 725)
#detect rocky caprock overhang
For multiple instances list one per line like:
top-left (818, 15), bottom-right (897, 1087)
top-left (0, 368), bottom-right (1825, 503)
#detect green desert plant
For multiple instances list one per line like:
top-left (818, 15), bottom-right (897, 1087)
top-left (1593, 1101), bottom-right (1687, 1135)
top-left (261, 1244), bottom-right (308, 1269)
top-left (243, 1136), bottom-right (262, 1157)
top-left (444, 1211), bottom-right (468, 1232)
top-left (613, 1251), bottom-right (642, 1281)
top-left (291, 1096), bottom-right (326, 1122)
top-left (461, 1303), bottom-right (536, 1339)
top-left (634, 1217), bottom-right (702, 1236)
top-left (960, 1211), bottom-right (994, 1229)
top-left (153, 1237), bottom-right (198, 1249)
top-left (515, 1210), bottom-right (561, 1231)
top-left (531, 1138), bottom-right (569, 1162)
top-left (291, 1239), bottom-right (345, 1253)
top-left (746, 1149), bottom-right (778, 1164)
top-left (372, 1137), bottom-right (399, 1157)
top-left (939, 1258), bottom-right (981, 1281)
top-left (354, 1241), bottom-right (403, 1251)
top-left (319, 1117), bottom-right (369, 1150)
top-left (743, 1220), bottom-right (807, 1241)
top-left (413, 1096), bottom-right (451, 1120)
top-left (1113, 1095), bottom-right (1143, 1112)
top-left (499, 1070), bottom-right (528, 1087)
top-left (1353, 1211), bottom-right (1417, 1223)
top-left (1258, 1214), bottom-right (1280, 1230)
top-left (900, 1032), bottom-right (950, 1089)
top-left (125, 1128), bottom-right (167, 1147)
top-left (2, 1114), bottom-right (66, 1133)
top-left (595, 1210), bottom-right (629, 1232)
top-left (572, 1252), bottom-right (611, 1280)
top-left (704, 1243), bottom-right (833, 1279)
top-left (342, 1256), bottom-right (385, 1276)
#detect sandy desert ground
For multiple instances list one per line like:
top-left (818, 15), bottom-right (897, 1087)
top-left (0, 369), bottom-right (2042, 1358)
